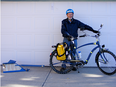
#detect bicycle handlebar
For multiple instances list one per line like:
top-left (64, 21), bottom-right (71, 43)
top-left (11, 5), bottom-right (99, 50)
top-left (79, 34), bottom-right (86, 37)
top-left (79, 33), bottom-right (100, 38)
top-left (79, 24), bottom-right (103, 38)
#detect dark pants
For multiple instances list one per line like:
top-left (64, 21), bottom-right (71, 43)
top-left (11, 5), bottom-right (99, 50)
top-left (63, 38), bottom-right (77, 58)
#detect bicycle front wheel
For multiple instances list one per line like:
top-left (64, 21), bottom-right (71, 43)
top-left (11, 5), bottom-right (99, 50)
top-left (96, 50), bottom-right (116, 75)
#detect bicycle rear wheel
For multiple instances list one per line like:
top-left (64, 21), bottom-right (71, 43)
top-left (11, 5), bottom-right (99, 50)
top-left (50, 51), bottom-right (73, 74)
top-left (96, 50), bottom-right (116, 75)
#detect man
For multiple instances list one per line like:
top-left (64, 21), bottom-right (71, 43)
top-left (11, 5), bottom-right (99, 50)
top-left (61, 9), bottom-right (99, 71)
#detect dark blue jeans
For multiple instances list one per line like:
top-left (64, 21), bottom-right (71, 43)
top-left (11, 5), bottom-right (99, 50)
top-left (63, 38), bottom-right (77, 58)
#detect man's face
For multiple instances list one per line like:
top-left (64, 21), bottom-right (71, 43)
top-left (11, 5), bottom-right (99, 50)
top-left (67, 13), bottom-right (74, 19)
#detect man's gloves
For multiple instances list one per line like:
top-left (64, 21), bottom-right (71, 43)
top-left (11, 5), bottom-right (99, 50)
top-left (93, 30), bottom-right (100, 34)
top-left (68, 35), bottom-right (73, 38)
top-left (66, 35), bottom-right (73, 41)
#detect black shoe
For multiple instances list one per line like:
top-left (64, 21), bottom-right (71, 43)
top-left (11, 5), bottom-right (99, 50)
top-left (72, 67), bottom-right (77, 71)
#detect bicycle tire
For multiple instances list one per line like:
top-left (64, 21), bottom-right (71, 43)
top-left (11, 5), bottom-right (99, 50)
top-left (50, 51), bottom-right (73, 74)
top-left (96, 50), bottom-right (116, 75)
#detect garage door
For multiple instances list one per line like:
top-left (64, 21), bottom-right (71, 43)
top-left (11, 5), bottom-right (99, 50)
top-left (1, 1), bottom-right (116, 66)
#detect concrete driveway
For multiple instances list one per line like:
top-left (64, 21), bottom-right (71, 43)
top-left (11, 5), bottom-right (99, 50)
top-left (1, 66), bottom-right (116, 87)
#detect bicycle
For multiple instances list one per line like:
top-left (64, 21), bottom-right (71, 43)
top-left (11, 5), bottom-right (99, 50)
top-left (50, 24), bottom-right (116, 75)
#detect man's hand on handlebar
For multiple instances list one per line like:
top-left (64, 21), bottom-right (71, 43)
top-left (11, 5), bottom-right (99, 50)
top-left (67, 35), bottom-right (73, 41)
top-left (67, 35), bottom-right (77, 41)
top-left (68, 35), bottom-right (73, 38)
top-left (93, 30), bottom-right (100, 34)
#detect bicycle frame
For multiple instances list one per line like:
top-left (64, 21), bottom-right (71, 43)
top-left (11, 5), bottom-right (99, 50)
top-left (68, 38), bottom-right (107, 64)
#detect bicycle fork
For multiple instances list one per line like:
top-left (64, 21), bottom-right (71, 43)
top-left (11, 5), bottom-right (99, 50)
top-left (99, 50), bottom-right (108, 64)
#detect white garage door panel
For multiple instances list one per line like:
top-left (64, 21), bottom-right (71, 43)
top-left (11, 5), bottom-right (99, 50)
top-left (90, 16), bottom-right (110, 30)
top-left (1, 51), bottom-right (16, 63)
top-left (107, 32), bottom-right (116, 48)
top-left (1, 17), bottom-right (16, 32)
top-left (73, 2), bottom-right (91, 15)
top-left (53, 2), bottom-right (73, 14)
top-left (17, 34), bottom-right (32, 47)
top-left (110, 2), bottom-right (116, 15)
top-left (34, 17), bottom-right (50, 31)
top-left (54, 17), bottom-right (63, 33)
top-left (91, 2), bottom-right (110, 15)
top-left (1, 1), bottom-right (116, 66)
top-left (34, 34), bottom-right (50, 47)
top-left (35, 2), bottom-right (53, 14)
top-left (17, 2), bottom-right (33, 15)
top-left (16, 17), bottom-right (33, 31)
top-left (110, 16), bottom-right (116, 29)
top-left (2, 34), bottom-right (15, 47)
top-left (53, 34), bottom-right (63, 45)
top-left (1, 2), bottom-right (16, 15)
top-left (16, 51), bottom-right (33, 64)
top-left (34, 51), bottom-right (50, 65)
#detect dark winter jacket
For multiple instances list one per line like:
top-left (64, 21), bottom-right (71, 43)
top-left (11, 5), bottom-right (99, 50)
top-left (61, 18), bottom-right (94, 37)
